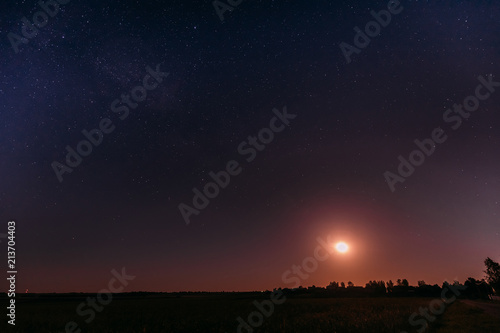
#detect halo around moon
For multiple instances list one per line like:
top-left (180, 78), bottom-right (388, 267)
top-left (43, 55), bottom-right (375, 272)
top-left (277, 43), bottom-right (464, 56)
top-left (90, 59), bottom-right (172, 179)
top-left (335, 242), bottom-right (349, 253)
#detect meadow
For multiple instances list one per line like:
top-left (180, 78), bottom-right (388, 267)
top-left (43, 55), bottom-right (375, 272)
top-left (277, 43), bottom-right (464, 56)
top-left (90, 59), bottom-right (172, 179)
top-left (0, 294), bottom-right (498, 333)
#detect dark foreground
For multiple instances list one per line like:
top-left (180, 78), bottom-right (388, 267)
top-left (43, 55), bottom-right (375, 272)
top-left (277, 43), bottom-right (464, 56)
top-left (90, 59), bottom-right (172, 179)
top-left (0, 293), bottom-right (499, 333)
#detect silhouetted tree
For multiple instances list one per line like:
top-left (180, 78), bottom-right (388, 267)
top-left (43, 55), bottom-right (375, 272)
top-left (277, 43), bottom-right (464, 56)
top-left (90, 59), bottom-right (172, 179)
top-left (365, 280), bottom-right (386, 296)
top-left (327, 281), bottom-right (339, 290)
top-left (402, 279), bottom-right (409, 287)
top-left (484, 257), bottom-right (500, 294)
top-left (464, 277), bottom-right (492, 299)
top-left (418, 280), bottom-right (426, 287)
top-left (386, 280), bottom-right (394, 293)
top-left (397, 279), bottom-right (402, 286)
top-left (340, 282), bottom-right (345, 289)
top-left (347, 281), bottom-right (354, 288)
top-left (378, 280), bottom-right (387, 294)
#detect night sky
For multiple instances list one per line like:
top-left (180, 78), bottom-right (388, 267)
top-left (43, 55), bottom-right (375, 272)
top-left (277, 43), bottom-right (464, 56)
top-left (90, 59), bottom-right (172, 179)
top-left (1, 0), bottom-right (499, 293)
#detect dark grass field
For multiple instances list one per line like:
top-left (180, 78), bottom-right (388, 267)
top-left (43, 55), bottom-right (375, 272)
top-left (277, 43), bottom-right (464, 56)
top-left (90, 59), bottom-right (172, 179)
top-left (1, 294), bottom-right (499, 333)
top-left (429, 300), bottom-right (500, 333)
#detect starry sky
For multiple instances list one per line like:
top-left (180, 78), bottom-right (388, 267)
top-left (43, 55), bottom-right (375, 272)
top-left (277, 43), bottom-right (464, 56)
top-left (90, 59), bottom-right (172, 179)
top-left (0, 0), bottom-right (499, 293)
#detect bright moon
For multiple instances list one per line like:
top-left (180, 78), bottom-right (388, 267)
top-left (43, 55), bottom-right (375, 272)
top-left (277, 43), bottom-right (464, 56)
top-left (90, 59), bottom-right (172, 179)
top-left (335, 242), bottom-right (349, 253)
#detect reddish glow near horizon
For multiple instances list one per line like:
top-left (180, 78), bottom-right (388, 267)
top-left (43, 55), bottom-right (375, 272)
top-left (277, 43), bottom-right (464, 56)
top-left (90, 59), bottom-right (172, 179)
top-left (335, 242), bottom-right (349, 253)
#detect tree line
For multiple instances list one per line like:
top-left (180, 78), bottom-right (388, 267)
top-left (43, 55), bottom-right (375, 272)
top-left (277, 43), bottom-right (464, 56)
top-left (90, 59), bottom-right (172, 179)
top-left (273, 257), bottom-right (500, 300)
